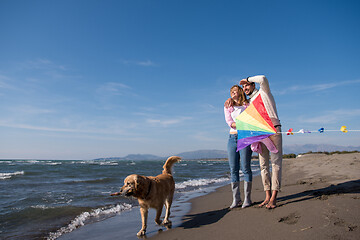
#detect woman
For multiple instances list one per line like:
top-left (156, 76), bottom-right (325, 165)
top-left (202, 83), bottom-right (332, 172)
top-left (224, 85), bottom-right (253, 209)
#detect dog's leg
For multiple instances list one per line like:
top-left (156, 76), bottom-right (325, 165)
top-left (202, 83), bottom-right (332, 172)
top-left (137, 206), bottom-right (148, 236)
top-left (154, 205), bottom-right (163, 225)
top-left (163, 197), bottom-right (173, 225)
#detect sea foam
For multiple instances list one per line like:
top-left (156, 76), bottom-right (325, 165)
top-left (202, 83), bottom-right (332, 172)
top-left (47, 203), bottom-right (132, 240)
top-left (0, 171), bottom-right (25, 180)
top-left (175, 177), bottom-right (229, 189)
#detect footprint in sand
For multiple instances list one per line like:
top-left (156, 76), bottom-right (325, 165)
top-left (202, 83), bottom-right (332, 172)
top-left (333, 217), bottom-right (345, 227)
top-left (278, 212), bottom-right (301, 225)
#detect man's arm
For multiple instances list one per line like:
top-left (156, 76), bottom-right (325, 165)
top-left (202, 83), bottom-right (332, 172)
top-left (240, 75), bottom-right (271, 94)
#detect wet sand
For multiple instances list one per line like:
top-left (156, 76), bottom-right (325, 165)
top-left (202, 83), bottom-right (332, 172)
top-left (150, 153), bottom-right (360, 240)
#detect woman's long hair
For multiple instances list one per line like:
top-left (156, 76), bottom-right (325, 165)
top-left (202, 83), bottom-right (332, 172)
top-left (230, 85), bottom-right (249, 106)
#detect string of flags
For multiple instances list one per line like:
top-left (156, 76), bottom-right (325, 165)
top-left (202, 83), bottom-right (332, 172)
top-left (284, 126), bottom-right (360, 135)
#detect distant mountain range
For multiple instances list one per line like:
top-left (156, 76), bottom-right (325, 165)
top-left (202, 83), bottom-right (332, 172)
top-left (94, 150), bottom-right (228, 161)
top-left (94, 154), bottom-right (164, 161)
top-left (94, 144), bottom-right (360, 161)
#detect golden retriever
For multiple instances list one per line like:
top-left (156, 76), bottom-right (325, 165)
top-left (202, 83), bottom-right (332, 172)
top-left (111, 156), bottom-right (181, 236)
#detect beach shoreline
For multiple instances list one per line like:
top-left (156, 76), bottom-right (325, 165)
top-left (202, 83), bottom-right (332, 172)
top-left (55, 153), bottom-right (360, 240)
top-left (0, 159), bottom-right (236, 240)
top-left (150, 153), bottom-right (360, 240)
top-left (56, 163), bottom-right (241, 240)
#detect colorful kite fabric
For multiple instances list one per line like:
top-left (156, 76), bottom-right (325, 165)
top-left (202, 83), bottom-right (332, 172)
top-left (235, 94), bottom-right (276, 151)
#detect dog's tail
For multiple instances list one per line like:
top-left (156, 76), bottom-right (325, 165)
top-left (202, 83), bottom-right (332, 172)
top-left (162, 156), bottom-right (181, 175)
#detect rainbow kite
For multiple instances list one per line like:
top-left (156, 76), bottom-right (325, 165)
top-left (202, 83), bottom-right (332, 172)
top-left (235, 94), bottom-right (277, 151)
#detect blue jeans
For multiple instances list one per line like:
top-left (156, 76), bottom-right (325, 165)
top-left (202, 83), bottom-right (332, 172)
top-left (227, 134), bottom-right (253, 183)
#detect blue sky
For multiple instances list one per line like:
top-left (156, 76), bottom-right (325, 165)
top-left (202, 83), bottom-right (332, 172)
top-left (0, 0), bottom-right (359, 159)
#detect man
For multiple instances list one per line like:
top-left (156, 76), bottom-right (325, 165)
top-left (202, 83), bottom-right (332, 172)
top-left (226, 75), bottom-right (282, 209)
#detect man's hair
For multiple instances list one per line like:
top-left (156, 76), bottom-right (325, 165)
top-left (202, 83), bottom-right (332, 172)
top-left (243, 82), bottom-right (255, 86)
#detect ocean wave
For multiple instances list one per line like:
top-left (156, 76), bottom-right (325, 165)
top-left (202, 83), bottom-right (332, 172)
top-left (68, 161), bottom-right (118, 166)
top-left (0, 160), bottom-right (13, 164)
top-left (98, 162), bottom-right (118, 166)
top-left (31, 204), bottom-right (50, 209)
top-left (175, 177), bottom-right (229, 190)
top-left (90, 161), bottom-right (118, 166)
top-left (70, 161), bottom-right (88, 164)
top-left (0, 171), bottom-right (25, 180)
top-left (16, 160), bottom-right (40, 164)
top-left (63, 177), bottom-right (115, 185)
top-left (47, 203), bottom-right (132, 240)
top-left (45, 162), bottom-right (62, 165)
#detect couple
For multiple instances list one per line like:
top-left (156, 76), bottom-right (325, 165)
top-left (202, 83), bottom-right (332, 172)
top-left (224, 75), bottom-right (283, 209)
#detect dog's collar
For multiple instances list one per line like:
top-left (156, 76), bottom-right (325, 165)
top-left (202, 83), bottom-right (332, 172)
top-left (145, 181), bottom-right (152, 199)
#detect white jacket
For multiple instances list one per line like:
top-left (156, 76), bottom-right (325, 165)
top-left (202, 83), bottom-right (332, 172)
top-left (247, 75), bottom-right (281, 126)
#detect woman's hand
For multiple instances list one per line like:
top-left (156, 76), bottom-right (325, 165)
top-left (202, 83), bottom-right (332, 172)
top-left (231, 122), bottom-right (236, 129)
top-left (224, 98), bottom-right (234, 108)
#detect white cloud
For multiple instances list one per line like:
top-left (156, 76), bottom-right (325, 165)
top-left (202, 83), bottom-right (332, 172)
top-left (0, 75), bottom-right (15, 89)
top-left (301, 109), bottom-right (360, 124)
top-left (0, 121), bottom-right (82, 133)
top-left (17, 58), bottom-right (82, 80)
top-left (21, 58), bottom-right (67, 71)
top-left (6, 105), bottom-right (54, 115)
top-left (192, 131), bottom-right (222, 142)
top-left (137, 60), bottom-right (156, 66)
top-left (275, 79), bottom-right (360, 95)
top-left (0, 80), bottom-right (10, 89)
top-left (97, 82), bottom-right (134, 97)
top-left (146, 116), bottom-right (192, 127)
top-left (0, 119), bottom-right (131, 135)
top-left (121, 59), bottom-right (156, 67)
top-left (0, 74), bottom-right (10, 81)
top-left (199, 103), bottom-right (220, 114)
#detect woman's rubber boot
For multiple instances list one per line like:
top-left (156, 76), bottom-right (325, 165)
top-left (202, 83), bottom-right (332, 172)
top-left (230, 182), bottom-right (241, 209)
top-left (242, 181), bottom-right (252, 208)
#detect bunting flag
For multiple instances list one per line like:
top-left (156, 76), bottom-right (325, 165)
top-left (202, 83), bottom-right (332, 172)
top-left (283, 126), bottom-right (360, 135)
top-left (235, 94), bottom-right (277, 151)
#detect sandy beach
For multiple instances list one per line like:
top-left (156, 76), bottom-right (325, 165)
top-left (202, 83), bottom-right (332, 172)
top-left (150, 153), bottom-right (360, 240)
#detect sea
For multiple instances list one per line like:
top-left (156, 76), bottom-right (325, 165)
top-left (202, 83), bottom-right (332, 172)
top-left (0, 158), bottom-right (260, 240)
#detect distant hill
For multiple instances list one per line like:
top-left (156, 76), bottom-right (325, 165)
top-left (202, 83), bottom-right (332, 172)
top-left (94, 145), bottom-right (360, 161)
top-left (94, 154), bottom-right (166, 161)
top-left (94, 150), bottom-right (227, 161)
